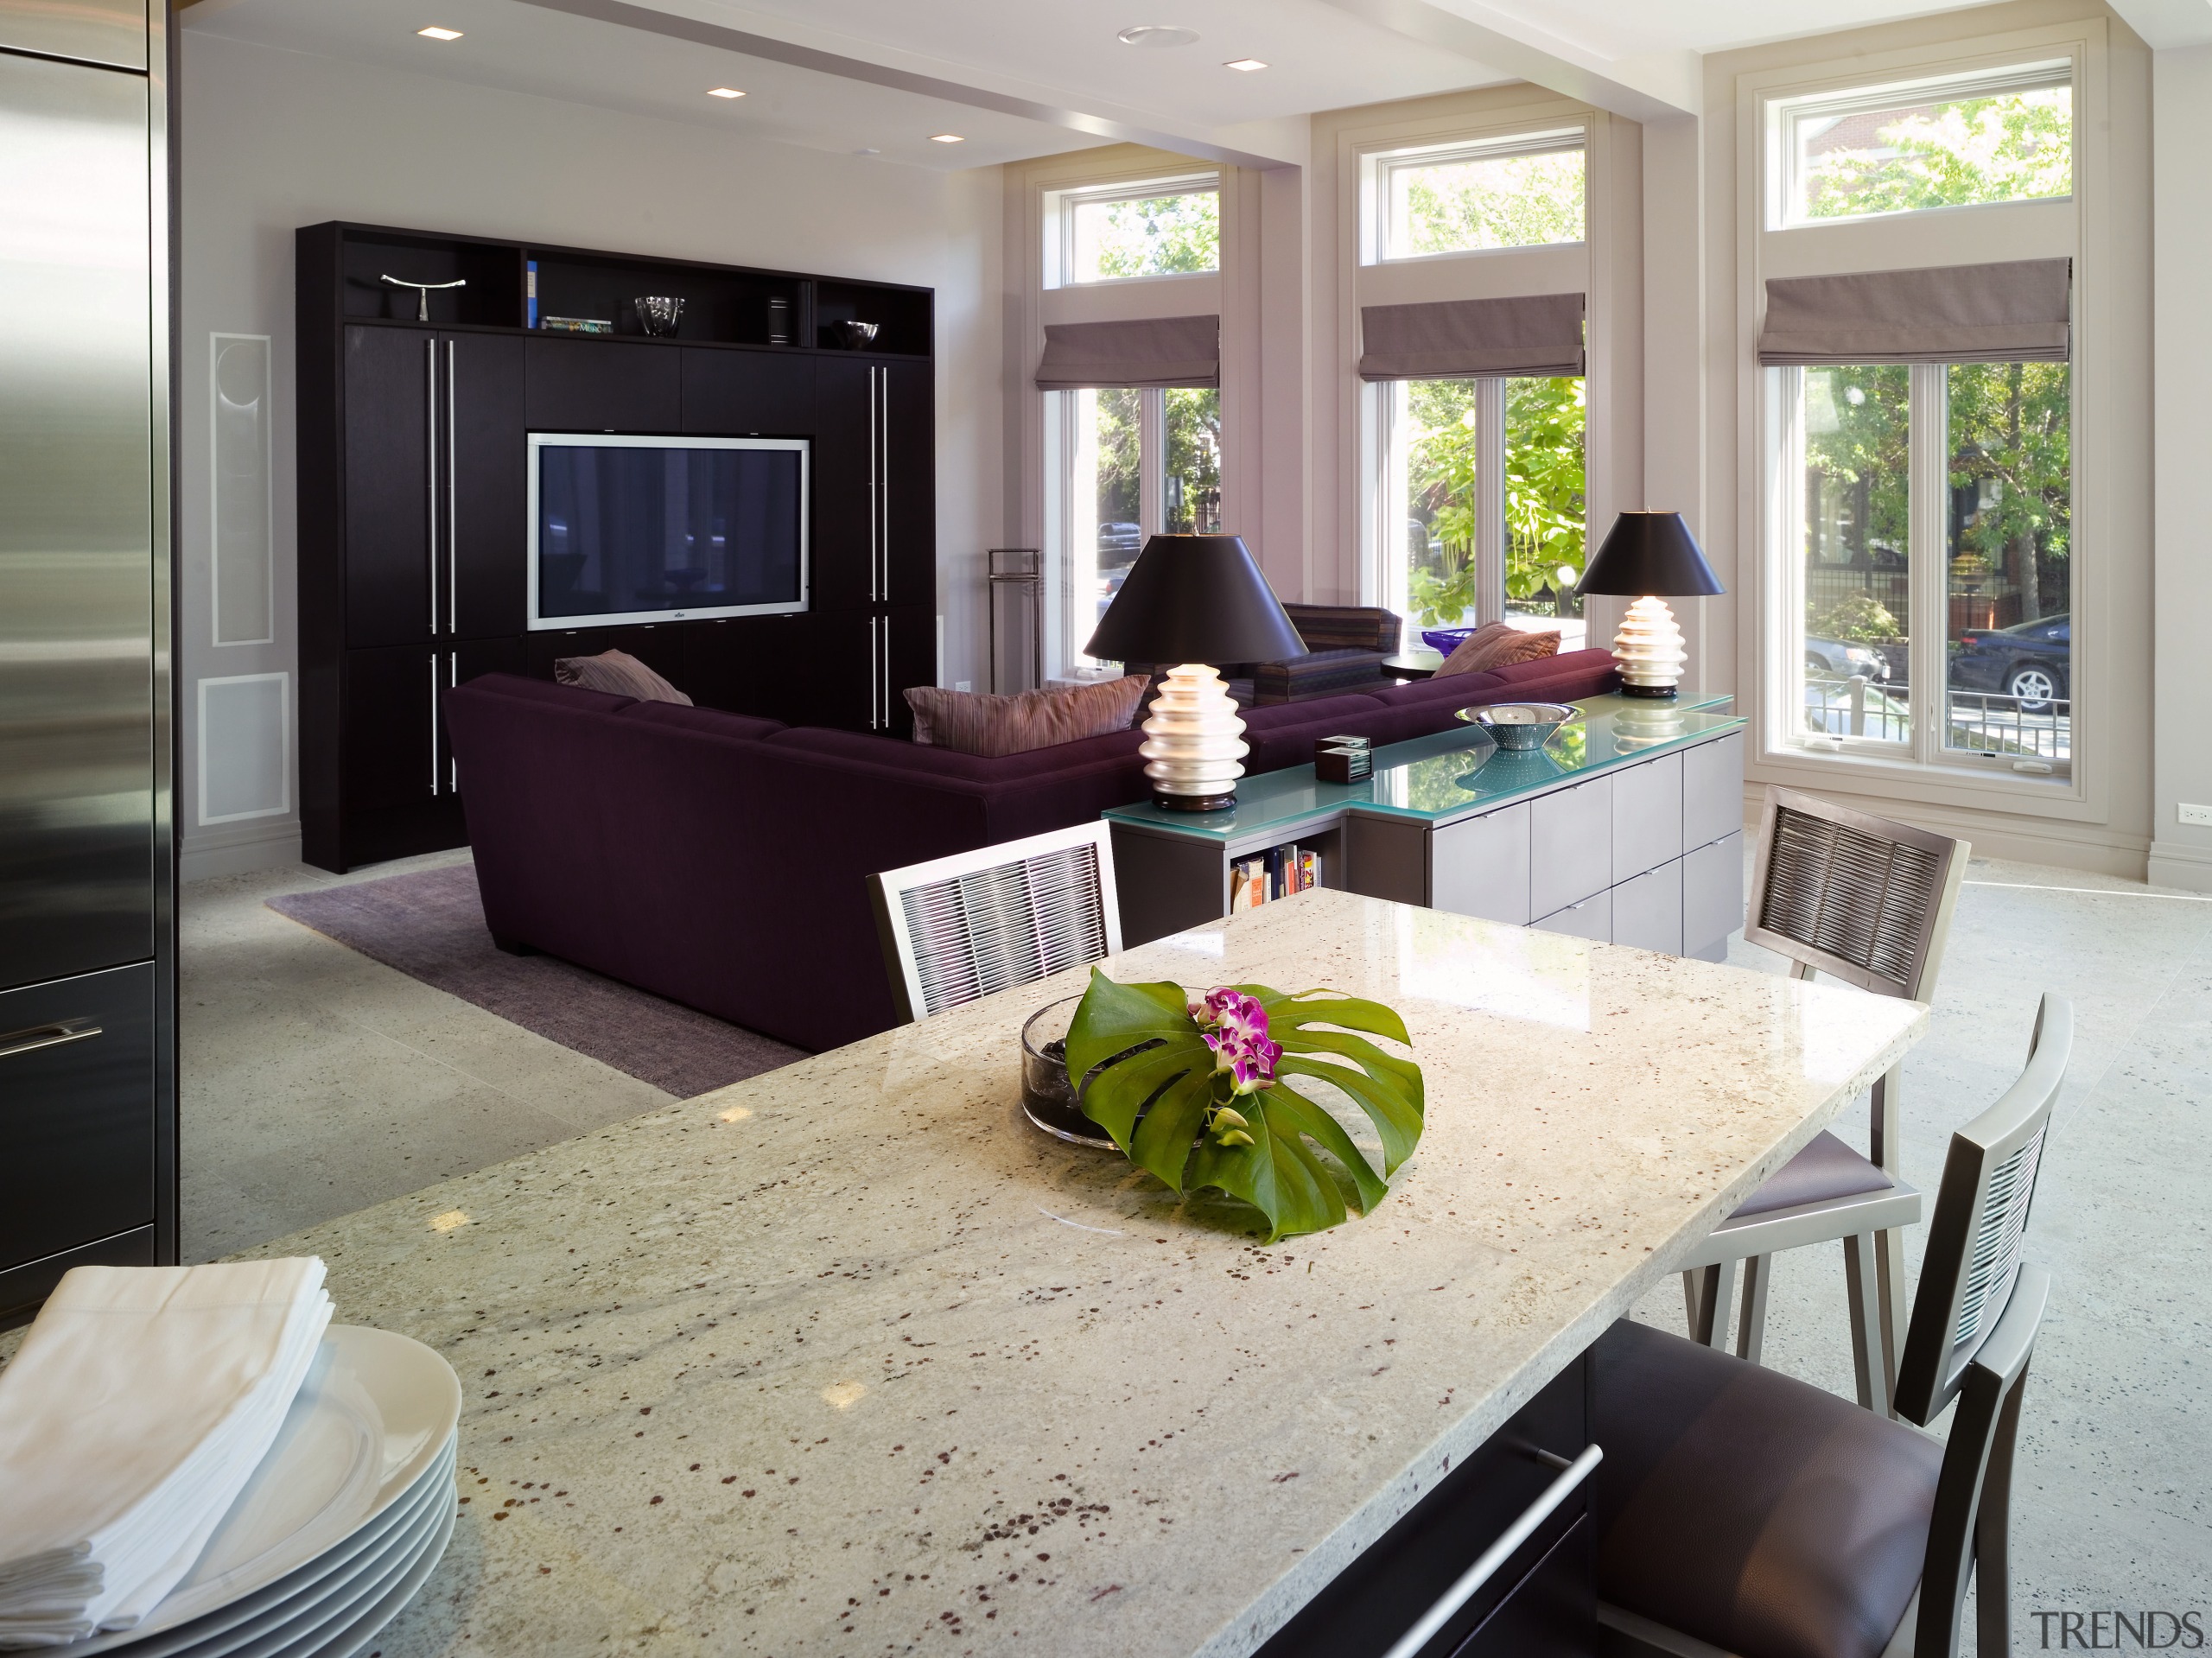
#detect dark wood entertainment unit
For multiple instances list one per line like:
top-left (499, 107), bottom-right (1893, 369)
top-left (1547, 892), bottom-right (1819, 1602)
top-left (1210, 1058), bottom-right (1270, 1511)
top-left (296, 220), bottom-right (936, 873)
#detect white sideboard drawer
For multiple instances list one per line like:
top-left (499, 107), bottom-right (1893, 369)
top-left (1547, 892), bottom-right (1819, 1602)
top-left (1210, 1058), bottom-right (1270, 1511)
top-left (1611, 753), bottom-right (1682, 883)
top-left (1533, 887), bottom-right (1611, 943)
top-left (1611, 859), bottom-right (1684, 955)
top-left (1681, 831), bottom-right (1745, 962)
top-left (1529, 777), bottom-right (1613, 918)
top-left (1682, 730), bottom-right (1745, 852)
top-left (1432, 803), bottom-right (1532, 925)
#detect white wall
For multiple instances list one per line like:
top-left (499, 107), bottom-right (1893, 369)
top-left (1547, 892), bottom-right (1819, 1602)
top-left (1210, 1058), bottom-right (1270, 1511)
top-left (177, 29), bottom-right (1003, 879)
top-left (2149, 45), bottom-right (2212, 891)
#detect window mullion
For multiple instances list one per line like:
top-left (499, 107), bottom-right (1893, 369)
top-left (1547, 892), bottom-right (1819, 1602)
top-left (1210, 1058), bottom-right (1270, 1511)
top-left (1909, 361), bottom-right (1949, 763)
top-left (1138, 387), bottom-right (1165, 538)
top-left (1477, 378), bottom-right (1507, 627)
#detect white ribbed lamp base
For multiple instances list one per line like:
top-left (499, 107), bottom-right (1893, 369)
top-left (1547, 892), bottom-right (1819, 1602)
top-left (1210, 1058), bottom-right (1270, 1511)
top-left (1139, 664), bottom-right (1248, 811)
top-left (1612, 594), bottom-right (1688, 698)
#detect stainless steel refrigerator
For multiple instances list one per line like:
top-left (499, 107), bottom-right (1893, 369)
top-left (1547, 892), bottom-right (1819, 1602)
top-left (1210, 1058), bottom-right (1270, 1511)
top-left (0, 0), bottom-right (175, 1320)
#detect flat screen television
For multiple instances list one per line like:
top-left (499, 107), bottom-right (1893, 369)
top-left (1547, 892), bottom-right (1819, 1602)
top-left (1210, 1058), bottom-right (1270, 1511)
top-left (526, 433), bottom-right (809, 630)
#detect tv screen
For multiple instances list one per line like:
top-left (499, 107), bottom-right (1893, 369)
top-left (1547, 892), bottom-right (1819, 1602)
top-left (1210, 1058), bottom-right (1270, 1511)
top-left (526, 434), bottom-right (809, 629)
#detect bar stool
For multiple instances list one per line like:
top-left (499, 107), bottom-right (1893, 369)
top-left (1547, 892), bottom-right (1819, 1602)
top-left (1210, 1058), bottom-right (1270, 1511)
top-left (868, 822), bottom-right (1121, 1022)
top-left (1678, 787), bottom-right (1969, 1416)
top-left (1597, 993), bottom-right (2069, 1658)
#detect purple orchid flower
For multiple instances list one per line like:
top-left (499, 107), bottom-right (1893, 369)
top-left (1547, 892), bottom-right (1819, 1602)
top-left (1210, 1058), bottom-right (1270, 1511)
top-left (1192, 986), bottom-right (1279, 1096)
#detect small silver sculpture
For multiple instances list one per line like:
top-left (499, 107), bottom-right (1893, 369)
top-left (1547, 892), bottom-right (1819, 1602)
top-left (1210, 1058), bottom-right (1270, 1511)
top-left (380, 274), bottom-right (467, 322)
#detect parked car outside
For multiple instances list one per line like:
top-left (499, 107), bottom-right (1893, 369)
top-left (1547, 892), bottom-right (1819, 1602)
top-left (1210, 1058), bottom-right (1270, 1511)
top-left (1949, 613), bottom-right (2070, 711)
top-left (1804, 636), bottom-right (1890, 682)
top-left (1097, 521), bottom-right (1142, 563)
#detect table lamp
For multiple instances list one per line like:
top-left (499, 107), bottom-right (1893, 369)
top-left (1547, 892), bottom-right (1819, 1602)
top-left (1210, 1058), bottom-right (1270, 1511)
top-left (1576, 511), bottom-right (1726, 699)
top-left (1085, 533), bottom-right (1306, 811)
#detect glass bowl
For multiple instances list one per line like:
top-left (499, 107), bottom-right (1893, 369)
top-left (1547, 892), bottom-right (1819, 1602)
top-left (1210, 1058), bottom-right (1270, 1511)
top-left (1020, 997), bottom-right (1120, 1149)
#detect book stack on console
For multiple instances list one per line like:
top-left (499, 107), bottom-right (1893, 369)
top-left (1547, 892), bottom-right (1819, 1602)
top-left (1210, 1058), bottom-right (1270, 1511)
top-left (1230, 843), bottom-right (1323, 912)
top-left (1314, 734), bottom-right (1373, 785)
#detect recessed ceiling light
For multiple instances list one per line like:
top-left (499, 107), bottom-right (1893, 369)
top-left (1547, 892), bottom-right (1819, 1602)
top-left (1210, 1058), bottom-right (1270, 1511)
top-left (707, 86), bottom-right (746, 98)
top-left (416, 25), bottom-right (462, 40)
top-left (1117, 23), bottom-right (1199, 48)
top-left (930, 132), bottom-right (965, 143)
top-left (1224, 57), bottom-right (1268, 71)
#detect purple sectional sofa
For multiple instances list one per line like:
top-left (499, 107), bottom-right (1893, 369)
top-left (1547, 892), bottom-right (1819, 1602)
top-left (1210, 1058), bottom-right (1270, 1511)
top-left (445, 648), bottom-right (1621, 1053)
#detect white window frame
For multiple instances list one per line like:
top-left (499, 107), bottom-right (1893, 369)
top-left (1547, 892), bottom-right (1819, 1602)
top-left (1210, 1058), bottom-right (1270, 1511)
top-left (1044, 170), bottom-right (1221, 290)
top-left (1742, 23), bottom-right (2100, 812)
top-left (1360, 127), bottom-right (1587, 266)
top-left (1768, 59), bottom-right (2075, 232)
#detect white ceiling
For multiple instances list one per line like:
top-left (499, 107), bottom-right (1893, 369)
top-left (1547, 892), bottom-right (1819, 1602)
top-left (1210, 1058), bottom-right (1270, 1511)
top-left (187, 0), bottom-right (2205, 175)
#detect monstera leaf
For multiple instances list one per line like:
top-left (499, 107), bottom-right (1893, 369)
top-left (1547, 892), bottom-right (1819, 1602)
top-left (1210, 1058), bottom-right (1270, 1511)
top-left (1063, 969), bottom-right (1424, 1242)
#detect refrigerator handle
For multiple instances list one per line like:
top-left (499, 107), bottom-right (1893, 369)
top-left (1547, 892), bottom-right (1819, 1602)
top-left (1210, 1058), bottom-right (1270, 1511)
top-left (429, 655), bottom-right (441, 796)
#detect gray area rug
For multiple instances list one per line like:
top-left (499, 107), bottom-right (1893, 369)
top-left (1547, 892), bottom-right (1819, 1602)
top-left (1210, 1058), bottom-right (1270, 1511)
top-left (267, 864), bottom-right (805, 1099)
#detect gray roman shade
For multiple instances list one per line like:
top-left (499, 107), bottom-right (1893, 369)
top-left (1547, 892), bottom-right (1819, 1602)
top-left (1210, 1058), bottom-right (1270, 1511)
top-left (1758, 258), bottom-right (2072, 366)
top-left (1034, 314), bottom-right (1219, 390)
top-left (1357, 294), bottom-right (1586, 381)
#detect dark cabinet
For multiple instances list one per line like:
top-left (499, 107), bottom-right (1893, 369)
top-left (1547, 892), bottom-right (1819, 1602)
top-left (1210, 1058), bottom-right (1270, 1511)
top-left (342, 324), bottom-right (431, 649)
top-left (301, 222), bottom-right (935, 871)
top-left (0, 962), bottom-right (155, 1319)
top-left (525, 335), bottom-right (682, 431)
top-left (683, 347), bottom-right (811, 435)
top-left (884, 360), bottom-right (935, 610)
top-left (446, 333), bottom-right (527, 639)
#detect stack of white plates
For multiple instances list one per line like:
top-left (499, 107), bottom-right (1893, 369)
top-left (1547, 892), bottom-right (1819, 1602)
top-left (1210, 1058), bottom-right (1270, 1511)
top-left (61, 1327), bottom-right (461, 1658)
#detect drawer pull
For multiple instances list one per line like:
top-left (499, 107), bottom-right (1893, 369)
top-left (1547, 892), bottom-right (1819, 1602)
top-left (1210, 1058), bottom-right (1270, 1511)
top-left (0, 1020), bottom-right (103, 1061)
top-left (1379, 1442), bottom-right (1602, 1658)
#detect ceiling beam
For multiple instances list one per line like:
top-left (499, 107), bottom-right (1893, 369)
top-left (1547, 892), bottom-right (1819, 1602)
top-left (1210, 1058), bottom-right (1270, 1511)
top-left (1309, 0), bottom-right (1700, 121)
top-left (2102, 0), bottom-right (2212, 48)
top-left (511, 0), bottom-right (1309, 167)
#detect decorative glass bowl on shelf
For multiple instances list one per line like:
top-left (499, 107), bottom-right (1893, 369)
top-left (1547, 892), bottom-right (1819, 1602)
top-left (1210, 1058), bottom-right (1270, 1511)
top-left (1455, 702), bottom-right (1577, 752)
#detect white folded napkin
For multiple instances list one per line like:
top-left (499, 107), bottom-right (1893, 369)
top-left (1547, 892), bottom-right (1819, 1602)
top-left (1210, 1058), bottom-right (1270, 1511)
top-left (0, 1259), bottom-right (333, 1648)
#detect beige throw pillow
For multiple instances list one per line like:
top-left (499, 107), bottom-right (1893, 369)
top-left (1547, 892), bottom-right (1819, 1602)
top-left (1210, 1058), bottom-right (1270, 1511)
top-left (906, 676), bottom-right (1150, 758)
top-left (1434, 624), bottom-right (1560, 677)
top-left (554, 649), bottom-right (693, 705)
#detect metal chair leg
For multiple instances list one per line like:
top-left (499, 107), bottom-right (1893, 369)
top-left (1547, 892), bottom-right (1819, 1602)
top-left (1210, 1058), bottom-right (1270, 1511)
top-left (1974, 1369), bottom-right (2031, 1656)
top-left (1842, 1233), bottom-right (1891, 1416)
top-left (1684, 1260), bottom-right (1736, 1349)
top-left (1876, 1224), bottom-right (1909, 1416)
top-left (1734, 1254), bottom-right (1772, 1364)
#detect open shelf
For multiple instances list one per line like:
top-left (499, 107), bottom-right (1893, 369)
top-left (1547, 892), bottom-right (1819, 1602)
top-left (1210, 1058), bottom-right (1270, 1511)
top-left (315, 223), bottom-right (931, 360)
top-left (340, 232), bottom-right (523, 327)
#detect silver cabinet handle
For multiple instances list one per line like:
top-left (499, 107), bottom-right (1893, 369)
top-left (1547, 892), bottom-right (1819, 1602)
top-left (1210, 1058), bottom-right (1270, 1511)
top-left (448, 651), bottom-right (459, 791)
top-left (878, 366), bottom-right (890, 603)
top-left (1378, 1442), bottom-right (1602, 1658)
top-left (0, 1020), bottom-right (102, 1061)
top-left (426, 337), bottom-right (438, 636)
top-left (868, 365), bottom-right (880, 602)
top-left (429, 655), bottom-right (441, 795)
top-left (869, 615), bottom-right (880, 729)
top-left (446, 340), bottom-right (457, 636)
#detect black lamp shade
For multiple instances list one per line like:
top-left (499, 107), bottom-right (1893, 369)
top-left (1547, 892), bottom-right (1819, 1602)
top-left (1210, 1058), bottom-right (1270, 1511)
top-left (1578, 511), bottom-right (1726, 599)
top-left (1084, 534), bottom-right (1307, 665)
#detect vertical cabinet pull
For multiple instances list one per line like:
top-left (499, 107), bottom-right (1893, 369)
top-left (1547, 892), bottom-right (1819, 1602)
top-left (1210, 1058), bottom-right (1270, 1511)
top-left (448, 651), bottom-right (459, 792)
top-left (428, 655), bottom-right (441, 795)
top-left (880, 612), bottom-right (892, 729)
top-left (425, 337), bottom-right (439, 637)
top-left (446, 340), bottom-right (457, 637)
top-left (877, 365), bottom-right (890, 604)
top-left (869, 616), bottom-right (880, 730)
top-left (867, 366), bottom-right (880, 603)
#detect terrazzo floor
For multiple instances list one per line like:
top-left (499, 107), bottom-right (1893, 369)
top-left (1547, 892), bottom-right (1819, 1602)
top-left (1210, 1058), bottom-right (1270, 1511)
top-left (174, 847), bottom-right (2212, 1629)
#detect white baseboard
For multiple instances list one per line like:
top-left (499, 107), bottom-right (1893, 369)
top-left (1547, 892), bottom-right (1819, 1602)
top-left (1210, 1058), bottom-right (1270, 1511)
top-left (179, 818), bottom-right (302, 883)
top-left (2147, 839), bottom-right (2212, 893)
top-left (1737, 783), bottom-right (2149, 881)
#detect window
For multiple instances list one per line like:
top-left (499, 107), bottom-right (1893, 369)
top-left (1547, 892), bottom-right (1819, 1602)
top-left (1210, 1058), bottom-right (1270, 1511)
top-left (1052, 175), bottom-right (1219, 286)
top-left (1375, 375), bottom-right (1585, 644)
top-left (1782, 361), bottom-right (2072, 772)
top-left (1055, 385), bottom-right (1222, 670)
top-left (1774, 62), bottom-right (2071, 226)
top-left (1367, 130), bottom-right (1585, 262)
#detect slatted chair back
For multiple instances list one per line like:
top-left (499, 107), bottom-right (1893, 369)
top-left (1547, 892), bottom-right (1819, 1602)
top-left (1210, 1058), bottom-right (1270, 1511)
top-left (868, 823), bottom-right (1122, 1023)
top-left (1745, 786), bottom-right (1968, 1001)
top-left (1894, 991), bottom-right (2069, 1428)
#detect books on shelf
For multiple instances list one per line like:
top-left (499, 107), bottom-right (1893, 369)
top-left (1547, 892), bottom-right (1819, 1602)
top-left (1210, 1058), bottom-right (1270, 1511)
top-left (1228, 842), bottom-right (1323, 912)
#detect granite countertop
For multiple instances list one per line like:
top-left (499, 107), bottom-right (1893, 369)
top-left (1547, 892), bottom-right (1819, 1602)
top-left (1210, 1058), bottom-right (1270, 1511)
top-left (230, 890), bottom-right (1923, 1657)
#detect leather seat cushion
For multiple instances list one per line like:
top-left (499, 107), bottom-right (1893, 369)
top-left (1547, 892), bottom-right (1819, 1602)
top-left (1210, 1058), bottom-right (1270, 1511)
top-left (1592, 1318), bottom-right (1942, 1658)
top-left (1732, 1130), bottom-right (1894, 1218)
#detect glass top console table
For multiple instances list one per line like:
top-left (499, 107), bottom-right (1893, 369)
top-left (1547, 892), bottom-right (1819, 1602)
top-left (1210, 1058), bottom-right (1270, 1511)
top-left (1103, 692), bottom-right (1748, 961)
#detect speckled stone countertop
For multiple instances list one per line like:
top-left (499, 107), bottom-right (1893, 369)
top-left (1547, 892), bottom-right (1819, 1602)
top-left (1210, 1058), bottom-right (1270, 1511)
top-left (239, 890), bottom-right (1925, 1657)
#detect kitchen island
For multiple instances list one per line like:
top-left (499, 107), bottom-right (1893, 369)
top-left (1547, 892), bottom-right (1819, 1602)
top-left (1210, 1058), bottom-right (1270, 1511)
top-left (238, 890), bottom-right (1926, 1656)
